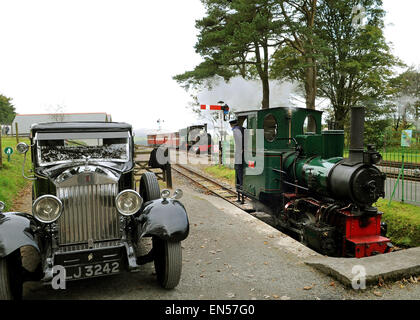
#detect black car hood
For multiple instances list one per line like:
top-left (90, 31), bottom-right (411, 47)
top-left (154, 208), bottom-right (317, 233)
top-left (36, 162), bottom-right (131, 187)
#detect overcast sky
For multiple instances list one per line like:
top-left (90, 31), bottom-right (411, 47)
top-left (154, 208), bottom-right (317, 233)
top-left (0, 0), bottom-right (418, 132)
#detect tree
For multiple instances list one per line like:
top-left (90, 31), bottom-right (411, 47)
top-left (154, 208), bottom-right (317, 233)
top-left (46, 104), bottom-right (66, 122)
top-left (173, 0), bottom-right (284, 109)
top-left (364, 100), bottom-right (393, 149)
top-left (0, 94), bottom-right (16, 124)
top-left (271, 0), bottom-right (320, 131)
top-left (314, 0), bottom-right (400, 129)
top-left (273, 1), bottom-right (399, 130)
top-left (388, 67), bottom-right (420, 131)
top-left (277, 1), bottom-right (319, 111)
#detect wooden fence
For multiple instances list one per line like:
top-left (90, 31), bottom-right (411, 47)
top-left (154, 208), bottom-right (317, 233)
top-left (133, 145), bottom-right (172, 191)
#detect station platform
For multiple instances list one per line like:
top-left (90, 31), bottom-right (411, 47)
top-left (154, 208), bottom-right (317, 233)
top-left (21, 178), bottom-right (420, 300)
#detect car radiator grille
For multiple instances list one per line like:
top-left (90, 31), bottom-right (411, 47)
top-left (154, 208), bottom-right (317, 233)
top-left (57, 184), bottom-right (121, 245)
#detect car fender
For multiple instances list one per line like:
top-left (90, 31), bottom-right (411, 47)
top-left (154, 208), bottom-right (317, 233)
top-left (0, 212), bottom-right (40, 258)
top-left (137, 199), bottom-right (189, 242)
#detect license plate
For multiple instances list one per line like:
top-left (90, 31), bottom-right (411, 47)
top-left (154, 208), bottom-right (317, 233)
top-left (68, 261), bottom-right (121, 280)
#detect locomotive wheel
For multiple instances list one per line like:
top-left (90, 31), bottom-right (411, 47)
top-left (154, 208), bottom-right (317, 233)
top-left (153, 237), bottom-right (182, 289)
top-left (139, 172), bottom-right (160, 202)
top-left (0, 251), bottom-right (23, 300)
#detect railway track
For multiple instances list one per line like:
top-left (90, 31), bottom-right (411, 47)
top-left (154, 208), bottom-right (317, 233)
top-left (378, 161), bottom-right (420, 182)
top-left (171, 164), bottom-right (255, 212)
top-left (385, 172), bottom-right (420, 182)
top-left (381, 160), bottom-right (419, 170)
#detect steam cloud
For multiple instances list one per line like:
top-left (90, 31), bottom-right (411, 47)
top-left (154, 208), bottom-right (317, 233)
top-left (197, 76), bottom-right (302, 112)
top-left (396, 95), bottom-right (418, 116)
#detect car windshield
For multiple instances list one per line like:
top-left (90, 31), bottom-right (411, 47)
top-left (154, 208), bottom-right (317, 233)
top-left (36, 131), bottom-right (130, 166)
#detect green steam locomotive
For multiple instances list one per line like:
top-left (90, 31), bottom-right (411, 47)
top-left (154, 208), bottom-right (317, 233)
top-left (235, 106), bottom-right (390, 258)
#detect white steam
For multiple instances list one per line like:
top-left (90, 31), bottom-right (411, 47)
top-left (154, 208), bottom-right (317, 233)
top-left (396, 95), bottom-right (418, 117)
top-left (197, 76), bottom-right (303, 111)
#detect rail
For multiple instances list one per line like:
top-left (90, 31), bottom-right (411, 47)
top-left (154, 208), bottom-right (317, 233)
top-left (171, 163), bottom-right (254, 212)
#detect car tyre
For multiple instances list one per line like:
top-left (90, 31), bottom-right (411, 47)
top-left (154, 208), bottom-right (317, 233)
top-left (140, 172), bottom-right (160, 202)
top-left (0, 251), bottom-right (23, 300)
top-left (153, 237), bottom-right (182, 289)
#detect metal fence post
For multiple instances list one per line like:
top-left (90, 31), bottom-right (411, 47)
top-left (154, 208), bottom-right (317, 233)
top-left (219, 140), bottom-right (222, 165)
top-left (401, 152), bottom-right (405, 203)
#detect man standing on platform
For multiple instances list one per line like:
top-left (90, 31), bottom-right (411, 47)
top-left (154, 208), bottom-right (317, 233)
top-left (229, 118), bottom-right (244, 203)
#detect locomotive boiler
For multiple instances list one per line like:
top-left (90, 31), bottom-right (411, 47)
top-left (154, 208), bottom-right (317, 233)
top-left (236, 106), bottom-right (390, 258)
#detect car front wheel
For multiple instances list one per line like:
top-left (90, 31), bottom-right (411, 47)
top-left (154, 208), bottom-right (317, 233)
top-left (153, 237), bottom-right (182, 289)
top-left (0, 251), bottom-right (23, 300)
top-left (139, 172), bottom-right (160, 202)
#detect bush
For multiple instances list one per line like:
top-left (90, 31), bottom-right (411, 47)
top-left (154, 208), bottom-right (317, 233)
top-left (375, 199), bottom-right (420, 247)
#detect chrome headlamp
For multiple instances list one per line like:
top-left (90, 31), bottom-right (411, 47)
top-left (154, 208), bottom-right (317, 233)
top-left (115, 190), bottom-right (143, 216)
top-left (16, 142), bottom-right (29, 154)
top-left (32, 195), bottom-right (63, 223)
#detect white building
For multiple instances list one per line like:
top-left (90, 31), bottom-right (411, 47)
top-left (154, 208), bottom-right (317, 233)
top-left (11, 112), bottom-right (112, 136)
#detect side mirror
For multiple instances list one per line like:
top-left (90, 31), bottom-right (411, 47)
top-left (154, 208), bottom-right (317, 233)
top-left (16, 142), bottom-right (29, 154)
top-left (0, 201), bottom-right (5, 213)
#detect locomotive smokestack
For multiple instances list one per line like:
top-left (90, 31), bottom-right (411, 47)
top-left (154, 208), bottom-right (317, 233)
top-left (348, 106), bottom-right (365, 163)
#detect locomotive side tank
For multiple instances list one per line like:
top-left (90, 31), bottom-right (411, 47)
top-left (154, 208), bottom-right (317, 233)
top-left (236, 106), bottom-right (390, 258)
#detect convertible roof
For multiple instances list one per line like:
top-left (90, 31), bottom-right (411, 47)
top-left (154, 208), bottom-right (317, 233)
top-left (31, 122), bottom-right (132, 133)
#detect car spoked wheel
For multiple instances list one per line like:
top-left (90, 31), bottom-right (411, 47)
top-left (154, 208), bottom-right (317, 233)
top-left (139, 172), bottom-right (160, 202)
top-left (0, 250), bottom-right (23, 300)
top-left (152, 237), bottom-right (182, 289)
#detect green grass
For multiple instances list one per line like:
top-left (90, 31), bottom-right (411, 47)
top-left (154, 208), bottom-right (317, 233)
top-left (204, 165), bottom-right (235, 185)
top-left (0, 137), bottom-right (32, 211)
top-left (375, 199), bottom-right (420, 247)
top-left (204, 165), bottom-right (235, 186)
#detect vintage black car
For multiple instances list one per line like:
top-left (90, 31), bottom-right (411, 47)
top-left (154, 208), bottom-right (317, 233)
top-left (0, 122), bottom-right (189, 299)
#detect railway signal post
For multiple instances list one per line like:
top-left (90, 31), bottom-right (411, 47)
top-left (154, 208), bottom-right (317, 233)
top-left (200, 103), bottom-right (230, 165)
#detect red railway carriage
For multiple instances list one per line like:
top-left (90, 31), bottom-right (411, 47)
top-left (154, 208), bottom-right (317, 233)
top-left (147, 124), bottom-right (213, 154)
top-left (147, 134), bottom-right (157, 146)
top-left (147, 132), bottom-right (179, 148)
